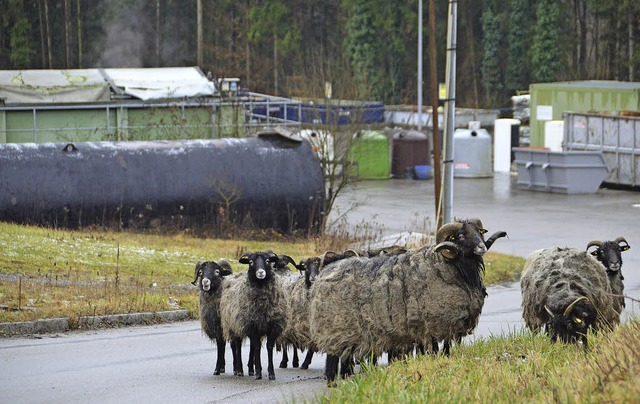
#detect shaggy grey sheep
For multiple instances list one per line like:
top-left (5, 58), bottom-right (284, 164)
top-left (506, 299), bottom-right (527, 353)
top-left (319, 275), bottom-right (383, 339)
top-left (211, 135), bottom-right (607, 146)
top-left (191, 259), bottom-right (233, 375)
top-left (587, 237), bottom-right (631, 312)
top-left (309, 218), bottom-right (507, 385)
top-left (520, 247), bottom-right (621, 347)
top-left (219, 250), bottom-right (288, 380)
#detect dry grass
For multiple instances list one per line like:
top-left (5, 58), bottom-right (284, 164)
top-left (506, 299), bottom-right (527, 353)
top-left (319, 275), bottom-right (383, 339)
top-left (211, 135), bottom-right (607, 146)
top-left (0, 221), bottom-right (524, 327)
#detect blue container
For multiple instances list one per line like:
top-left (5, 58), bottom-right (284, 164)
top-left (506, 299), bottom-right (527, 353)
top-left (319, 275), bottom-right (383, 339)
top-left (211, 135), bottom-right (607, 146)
top-left (414, 165), bottom-right (432, 180)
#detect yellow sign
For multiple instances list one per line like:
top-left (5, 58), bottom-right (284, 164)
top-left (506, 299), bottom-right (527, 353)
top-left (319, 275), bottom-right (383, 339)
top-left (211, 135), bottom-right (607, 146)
top-left (439, 83), bottom-right (447, 100)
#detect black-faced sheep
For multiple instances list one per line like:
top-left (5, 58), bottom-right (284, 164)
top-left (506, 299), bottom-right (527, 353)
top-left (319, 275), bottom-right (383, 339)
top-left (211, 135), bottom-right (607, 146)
top-left (520, 247), bottom-right (621, 348)
top-left (309, 218), bottom-right (507, 385)
top-left (587, 237), bottom-right (630, 312)
top-left (191, 260), bottom-right (233, 375)
top-left (219, 250), bottom-right (288, 380)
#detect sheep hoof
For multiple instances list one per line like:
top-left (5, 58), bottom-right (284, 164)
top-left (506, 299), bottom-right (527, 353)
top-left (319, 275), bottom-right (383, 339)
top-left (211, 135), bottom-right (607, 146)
top-left (248, 371), bottom-right (254, 376)
top-left (301, 363), bottom-right (309, 370)
top-left (255, 374), bottom-right (262, 380)
top-left (269, 374), bottom-right (276, 380)
top-left (279, 361), bottom-right (287, 368)
top-left (213, 370), bottom-right (221, 376)
top-left (234, 371), bottom-right (244, 376)
top-left (293, 361), bottom-right (299, 368)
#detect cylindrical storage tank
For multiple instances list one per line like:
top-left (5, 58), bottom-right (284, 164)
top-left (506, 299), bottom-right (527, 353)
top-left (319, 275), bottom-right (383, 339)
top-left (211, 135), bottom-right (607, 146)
top-left (391, 130), bottom-right (432, 178)
top-left (0, 136), bottom-right (324, 234)
top-left (453, 128), bottom-right (493, 178)
top-left (349, 131), bottom-right (390, 179)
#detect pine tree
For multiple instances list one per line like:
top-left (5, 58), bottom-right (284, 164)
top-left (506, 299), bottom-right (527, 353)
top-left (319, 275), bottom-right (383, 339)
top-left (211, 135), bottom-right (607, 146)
top-left (532, 0), bottom-right (562, 83)
top-left (505, 0), bottom-right (531, 94)
top-left (481, 4), bottom-right (503, 106)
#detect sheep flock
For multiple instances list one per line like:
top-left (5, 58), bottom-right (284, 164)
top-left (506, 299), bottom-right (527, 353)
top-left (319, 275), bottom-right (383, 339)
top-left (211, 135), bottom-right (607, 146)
top-left (192, 220), bottom-right (632, 386)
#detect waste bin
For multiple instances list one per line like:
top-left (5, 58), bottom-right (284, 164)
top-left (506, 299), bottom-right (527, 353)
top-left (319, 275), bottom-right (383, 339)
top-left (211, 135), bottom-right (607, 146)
top-left (391, 130), bottom-right (432, 178)
top-left (453, 128), bottom-right (493, 178)
top-left (349, 131), bottom-right (390, 179)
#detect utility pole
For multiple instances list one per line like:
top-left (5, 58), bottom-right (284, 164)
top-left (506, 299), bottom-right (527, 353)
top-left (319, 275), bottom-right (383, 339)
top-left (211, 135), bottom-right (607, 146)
top-left (442, 0), bottom-right (457, 224)
top-left (417, 0), bottom-right (423, 131)
top-left (429, 0), bottom-right (442, 229)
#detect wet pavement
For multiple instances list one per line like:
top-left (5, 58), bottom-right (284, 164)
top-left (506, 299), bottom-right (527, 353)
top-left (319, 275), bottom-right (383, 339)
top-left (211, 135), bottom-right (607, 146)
top-left (329, 173), bottom-right (640, 338)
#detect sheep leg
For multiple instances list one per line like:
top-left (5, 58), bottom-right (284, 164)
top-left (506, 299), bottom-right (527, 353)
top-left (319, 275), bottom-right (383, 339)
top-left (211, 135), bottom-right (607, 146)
top-left (214, 337), bottom-right (226, 375)
top-left (250, 336), bottom-right (263, 380)
top-left (231, 338), bottom-right (244, 376)
top-left (292, 346), bottom-right (299, 368)
top-left (279, 344), bottom-right (289, 368)
top-left (266, 335), bottom-right (277, 380)
top-left (325, 355), bottom-right (340, 387)
top-left (340, 357), bottom-right (354, 379)
top-left (442, 340), bottom-right (451, 356)
top-left (300, 349), bottom-right (314, 369)
top-left (247, 344), bottom-right (255, 376)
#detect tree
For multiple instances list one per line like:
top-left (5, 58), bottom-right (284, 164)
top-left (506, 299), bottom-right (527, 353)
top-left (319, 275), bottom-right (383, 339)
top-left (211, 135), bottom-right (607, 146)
top-left (480, 3), bottom-right (503, 106)
top-left (506, 0), bottom-right (531, 94)
top-left (532, 0), bottom-right (562, 82)
top-left (344, 1), bottom-right (379, 99)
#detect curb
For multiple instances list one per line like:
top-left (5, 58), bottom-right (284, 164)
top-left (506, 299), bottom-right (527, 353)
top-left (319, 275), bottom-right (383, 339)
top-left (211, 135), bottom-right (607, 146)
top-left (0, 310), bottom-right (192, 336)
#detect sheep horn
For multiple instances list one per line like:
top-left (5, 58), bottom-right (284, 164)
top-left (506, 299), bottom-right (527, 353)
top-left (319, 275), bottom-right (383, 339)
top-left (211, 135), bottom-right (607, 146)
top-left (344, 249), bottom-right (360, 257)
top-left (279, 254), bottom-right (298, 269)
top-left (586, 240), bottom-right (603, 251)
top-left (615, 237), bottom-right (630, 251)
top-left (434, 241), bottom-right (458, 260)
top-left (563, 296), bottom-right (590, 317)
top-left (485, 231), bottom-right (508, 250)
top-left (319, 250), bottom-right (337, 271)
top-left (191, 262), bottom-right (203, 286)
top-left (544, 305), bottom-right (555, 319)
top-left (436, 222), bottom-right (463, 244)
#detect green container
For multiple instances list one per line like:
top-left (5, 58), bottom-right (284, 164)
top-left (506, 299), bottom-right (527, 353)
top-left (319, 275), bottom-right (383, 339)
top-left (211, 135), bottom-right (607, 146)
top-left (529, 81), bottom-right (640, 147)
top-left (349, 130), bottom-right (390, 179)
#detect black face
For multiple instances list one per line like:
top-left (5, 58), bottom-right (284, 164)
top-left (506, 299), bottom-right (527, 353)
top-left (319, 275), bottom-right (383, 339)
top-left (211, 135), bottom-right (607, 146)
top-left (591, 241), bottom-right (626, 272)
top-left (448, 221), bottom-right (488, 257)
top-left (194, 261), bottom-right (231, 292)
top-left (240, 251), bottom-right (278, 283)
top-left (547, 300), bottom-right (596, 345)
top-left (299, 257), bottom-right (322, 288)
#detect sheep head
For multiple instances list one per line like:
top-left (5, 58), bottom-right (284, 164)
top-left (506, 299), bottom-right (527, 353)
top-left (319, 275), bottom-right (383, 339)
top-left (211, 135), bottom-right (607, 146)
top-left (587, 237), bottom-right (630, 273)
top-left (434, 218), bottom-right (488, 260)
top-left (544, 296), bottom-right (596, 348)
top-left (239, 250), bottom-right (279, 284)
top-left (192, 260), bottom-right (233, 292)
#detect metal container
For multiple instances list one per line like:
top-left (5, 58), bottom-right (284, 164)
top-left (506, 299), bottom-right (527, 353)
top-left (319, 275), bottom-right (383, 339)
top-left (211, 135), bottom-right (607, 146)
top-left (513, 147), bottom-right (609, 194)
top-left (453, 128), bottom-right (493, 178)
top-left (0, 136), bottom-right (324, 233)
top-left (564, 112), bottom-right (640, 188)
top-left (391, 130), bottom-right (431, 178)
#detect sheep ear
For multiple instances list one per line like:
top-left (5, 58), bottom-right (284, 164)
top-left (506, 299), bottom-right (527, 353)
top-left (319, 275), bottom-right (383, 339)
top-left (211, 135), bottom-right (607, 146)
top-left (434, 241), bottom-right (458, 260)
top-left (239, 253), bottom-right (251, 264)
top-left (616, 237), bottom-right (631, 251)
top-left (220, 268), bottom-right (233, 276)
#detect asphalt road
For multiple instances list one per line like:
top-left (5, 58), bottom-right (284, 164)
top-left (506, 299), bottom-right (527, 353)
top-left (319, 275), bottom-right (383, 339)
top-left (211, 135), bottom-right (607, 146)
top-left (1, 173), bottom-right (639, 403)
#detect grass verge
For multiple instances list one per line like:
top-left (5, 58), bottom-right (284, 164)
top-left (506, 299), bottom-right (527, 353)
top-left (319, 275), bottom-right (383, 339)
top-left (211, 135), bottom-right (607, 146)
top-left (318, 320), bottom-right (640, 402)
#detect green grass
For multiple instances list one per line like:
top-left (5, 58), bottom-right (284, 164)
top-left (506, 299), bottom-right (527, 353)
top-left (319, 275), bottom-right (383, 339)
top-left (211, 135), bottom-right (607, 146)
top-left (318, 320), bottom-right (640, 402)
top-left (0, 221), bottom-right (523, 326)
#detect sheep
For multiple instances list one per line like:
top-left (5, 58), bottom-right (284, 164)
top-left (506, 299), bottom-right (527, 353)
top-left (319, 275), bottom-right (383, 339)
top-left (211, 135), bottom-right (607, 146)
top-left (282, 249), bottom-right (361, 371)
top-left (219, 250), bottom-right (288, 380)
top-left (520, 247), bottom-right (622, 348)
top-left (308, 218), bottom-right (507, 385)
top-left (191, 259), bottom-right (233, 375)
top-left (586, 237), bottom-right (630, 312)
